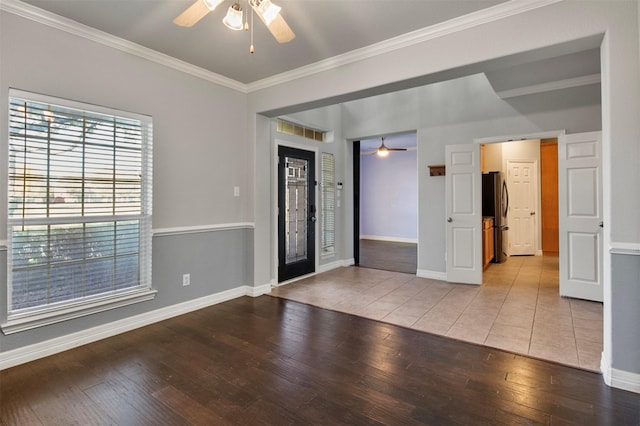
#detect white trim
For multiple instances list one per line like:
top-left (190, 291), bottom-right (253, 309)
top-left (247, 0), bottom-right (562, 91)
top-left (317, 260), bottom-right (345, 274)
top-left (601, 352), bottom-right (640, 394)
top-left (0, 0), bottom-right (246, 93)
top-left (416, 269), bottom-right (447, 281)
top-left (1, 288), bottom-right (157, 335)
top-left (0, 284), bottom-right (269, 370)
top-left (153, 222), bottom-right (254, 237)
top-left (245, 283), bottom-right (272, 297)
top-left (610, 242), bottom-right (640, 256)
top-left (1, 0), bottom-right (561, 93)
top-left (474, 130), bottom-right (566, 145)
top-left (496, 73), bottom-right (601, 99)
top-left (360, 235), bottom-right (418, 244)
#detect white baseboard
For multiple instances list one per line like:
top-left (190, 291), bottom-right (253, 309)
top-left (416, 269), bottom-right (447, 281)
top-left (0, 284), bottom-right (268, 370)
top-left (360, 235), bottom-right (418, 244)
top-left (601, 352), bottom-right (640, 393)
top-left (343, 258), bottom-right (355, 267)
top-left (318, 260), bottom-right (343, 273)
top-left (245, 283), bottom-right (272, 297)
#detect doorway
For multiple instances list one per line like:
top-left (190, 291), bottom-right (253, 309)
top-left (352, 134), bottom-right (418, 274)
top-left (277, 145), bottom-right (316, 282)
top-left (481, 139), bottom-right (553, 264)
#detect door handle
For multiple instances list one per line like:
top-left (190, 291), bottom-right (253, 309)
top-left (310, 216), bottom-right (317, 223)
top-left (447, 217), bottom-right (453, 223)
top-left (599, 221), bottom-right (603, 228)
top-left (530, 212), bottom-right (536, 216)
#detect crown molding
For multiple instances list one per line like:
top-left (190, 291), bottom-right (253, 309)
top-left (246, 0), bottom-right (563, 92)
top-left (0, 0), bottom-right (248, 93)
top-left (2, 0), bottom-right (562, 94)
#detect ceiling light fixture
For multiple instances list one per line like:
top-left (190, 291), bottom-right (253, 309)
top-left (374, 137), bottom-right (408, 157)
top-left (223, 3), bottom-right (244, 30)
top-left (174, 0), bottom-right (293, 53)
top-left (377, 144), bottom-right (389, 157)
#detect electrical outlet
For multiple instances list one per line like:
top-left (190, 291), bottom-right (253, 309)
top-left (182, 273), bottom-right (190, 286)
top-left (234, 186), bottom-right (240, 197)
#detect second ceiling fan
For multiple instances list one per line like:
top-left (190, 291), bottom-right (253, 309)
top-left (173, 0), bottom-right (295, 44)
top-left (365, 137), bottom-right (408, 157)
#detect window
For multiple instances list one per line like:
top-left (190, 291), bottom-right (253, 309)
top-left (321, 153), bottom-right (335, 255)
top-left (277, 118), bottom-right (325, 142)
top-left (4, 90), bottom-right (154, 333)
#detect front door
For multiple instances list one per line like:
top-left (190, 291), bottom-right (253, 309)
top-left (559, 132), bottom-right (603, 301)
top-left (445, 144), bottom-right (482, 284)
top-left (507, 160), bottom-right (537, 256)
top-left (278, 146), bottom-right (316, 282)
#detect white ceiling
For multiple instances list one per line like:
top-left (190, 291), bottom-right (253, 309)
top-left (16, 0), bottom-right (508, 84)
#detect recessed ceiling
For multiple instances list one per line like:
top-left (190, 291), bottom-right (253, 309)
top-left (16, 0), bottom-right (508, 84)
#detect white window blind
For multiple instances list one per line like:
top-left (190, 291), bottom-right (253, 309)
top-left (5, 90), bottom-right (154, 332)
top-left (321, 153), bottom-right (335, 254)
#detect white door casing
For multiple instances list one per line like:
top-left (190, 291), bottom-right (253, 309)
top-left (507, 160), bottom-right (538, 256)
top-left (446, 144), bottom-right (482, 285)
top-left (559, 131), bottom-right (603, 302)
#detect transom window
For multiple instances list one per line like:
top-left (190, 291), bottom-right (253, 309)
top-left (4, 90), bottom-right (154, 333)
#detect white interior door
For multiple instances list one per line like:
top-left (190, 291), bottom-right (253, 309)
top-left (507, 160), bottom-right (537, 255)
top-left (559, 131), bottom-right (603, 302)
top-left (446, 144), bottom-right (482, 285)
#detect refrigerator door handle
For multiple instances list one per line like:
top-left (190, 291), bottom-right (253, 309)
top-left (502, 180), bottom-right (509, 217)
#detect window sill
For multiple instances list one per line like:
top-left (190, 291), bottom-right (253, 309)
top-left (1, 287), bottom-right (157, 335)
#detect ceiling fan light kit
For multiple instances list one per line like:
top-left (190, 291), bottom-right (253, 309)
top-left (373, 137), bottom-right (407, 157)
top-left (174, 0), bottom-right (294, 52)
top-left (223, 3), bottom-right (244, 30)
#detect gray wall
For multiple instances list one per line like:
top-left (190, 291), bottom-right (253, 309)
top-left (611, 253), bottom-right (640, 374)
top-left (0, 12), bottom-right (253, 352)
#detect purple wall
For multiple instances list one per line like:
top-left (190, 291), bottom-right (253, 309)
top-left (360, 149), bottom-right (417, 241)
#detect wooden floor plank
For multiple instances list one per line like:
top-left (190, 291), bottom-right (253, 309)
top-left (1, 295), bottom-right (638, 426)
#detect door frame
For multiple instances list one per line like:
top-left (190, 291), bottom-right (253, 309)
top-left (475, 131), bottom-right (566, 268)
top-left (272, 139), bottom-right (319, 284)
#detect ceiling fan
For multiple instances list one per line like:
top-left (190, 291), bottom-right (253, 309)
top-left (173, 0), bottom-right (295, 44)
top-left (364, 137), bottom-right (408, 157)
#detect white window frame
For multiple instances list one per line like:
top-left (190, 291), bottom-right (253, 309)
top-left (2, 89), bottom-right (155, 334)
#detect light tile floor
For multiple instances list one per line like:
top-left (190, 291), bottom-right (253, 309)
top-left (270, 255), bottom-right (603, 372)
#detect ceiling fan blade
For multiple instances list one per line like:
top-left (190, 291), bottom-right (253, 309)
top-left (173, 0), bottom-right (221, 27)
top-left (266, 14), bottom-right (295, 43)
top-left (388, 148), bottom-right (408, 151)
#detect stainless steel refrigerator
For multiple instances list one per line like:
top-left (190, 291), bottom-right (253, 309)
top-left (482, 171), bottom-right (509, 263)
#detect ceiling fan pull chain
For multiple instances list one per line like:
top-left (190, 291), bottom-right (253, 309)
top-left (250, 9), bottom-right (255, 54)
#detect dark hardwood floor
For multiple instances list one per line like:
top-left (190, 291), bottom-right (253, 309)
top-left (1, 296), bottom-right (638, 425)
top-left (359, 239), bottom-right (417, 274)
